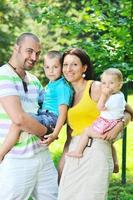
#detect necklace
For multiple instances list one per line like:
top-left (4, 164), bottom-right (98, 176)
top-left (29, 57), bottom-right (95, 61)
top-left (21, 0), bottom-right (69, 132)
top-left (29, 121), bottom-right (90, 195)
top-left (8, 62), bottom-right (28, 93)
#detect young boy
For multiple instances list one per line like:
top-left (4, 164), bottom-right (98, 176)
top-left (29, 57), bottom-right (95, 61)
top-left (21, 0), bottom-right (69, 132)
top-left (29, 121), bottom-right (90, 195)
top-left (67, 68), bottom-right (133, 173)
top-left (0, 50), bottom-right (73, 161)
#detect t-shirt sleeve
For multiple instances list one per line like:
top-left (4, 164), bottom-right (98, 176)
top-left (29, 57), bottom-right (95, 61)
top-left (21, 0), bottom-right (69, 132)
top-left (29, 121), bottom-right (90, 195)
top-left (56, 83), bottom-right (73, 106)
top-left (105, 92), bottom-right (126, 110)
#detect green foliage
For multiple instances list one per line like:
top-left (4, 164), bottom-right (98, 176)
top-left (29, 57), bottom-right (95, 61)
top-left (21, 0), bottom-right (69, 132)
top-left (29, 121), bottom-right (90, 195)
top-left (0, 0), bottom-right (26, 65)
top-left (0, 0), bottom-right (132, 84)
top-left (26, 0), bottom-right (133, 81)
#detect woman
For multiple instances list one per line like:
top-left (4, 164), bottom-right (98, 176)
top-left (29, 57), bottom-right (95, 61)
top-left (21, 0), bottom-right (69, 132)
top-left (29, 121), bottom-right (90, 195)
top-left (58, 48), bottom-right (131, 200)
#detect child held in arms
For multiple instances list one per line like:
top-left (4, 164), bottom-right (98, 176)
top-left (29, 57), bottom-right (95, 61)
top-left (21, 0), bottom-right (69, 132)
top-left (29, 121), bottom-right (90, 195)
top-left (67, 68), bottom-right (133, 173)
top-left (0, 50), bottom-right (73, 162)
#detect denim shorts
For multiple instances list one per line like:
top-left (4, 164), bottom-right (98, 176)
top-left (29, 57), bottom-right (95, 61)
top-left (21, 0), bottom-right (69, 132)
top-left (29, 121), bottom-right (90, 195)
top-left (30, 110), bottom-right (58, 134)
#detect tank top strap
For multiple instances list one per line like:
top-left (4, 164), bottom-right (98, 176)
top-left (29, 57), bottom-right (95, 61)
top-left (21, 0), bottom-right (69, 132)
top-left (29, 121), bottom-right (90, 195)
top-left (83, 80), bottom-right (93, 98)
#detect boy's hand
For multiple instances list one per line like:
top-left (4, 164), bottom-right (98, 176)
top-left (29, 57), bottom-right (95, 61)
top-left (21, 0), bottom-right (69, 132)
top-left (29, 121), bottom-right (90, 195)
top-left (40, 134), bottom-right (58, 146)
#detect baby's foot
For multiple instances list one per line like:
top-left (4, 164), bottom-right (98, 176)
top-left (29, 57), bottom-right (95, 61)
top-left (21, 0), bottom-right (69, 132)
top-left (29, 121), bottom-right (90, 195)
top-left (113, 163), bottom-right (119, 173)
top-left (66, 151), bottom-right (83, 158)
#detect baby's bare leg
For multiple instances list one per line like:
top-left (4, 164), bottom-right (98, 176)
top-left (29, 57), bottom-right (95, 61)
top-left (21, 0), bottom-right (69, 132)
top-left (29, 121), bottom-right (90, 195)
top-left (67, 127), bottom-right (101, 158)
top-left (111, 144), bottom-right (119, 173)
top-left (67, 130), bottom-right (89, 157)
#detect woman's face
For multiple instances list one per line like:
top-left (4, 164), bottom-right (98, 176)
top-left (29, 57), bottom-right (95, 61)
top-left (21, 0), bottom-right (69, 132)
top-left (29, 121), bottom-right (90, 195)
top-left (63, 54), bottom-right (86, 83)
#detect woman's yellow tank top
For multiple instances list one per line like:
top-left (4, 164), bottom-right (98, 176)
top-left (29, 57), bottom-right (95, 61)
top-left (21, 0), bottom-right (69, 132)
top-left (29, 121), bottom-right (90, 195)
top-left (67, 80), bottom-right (100, 136)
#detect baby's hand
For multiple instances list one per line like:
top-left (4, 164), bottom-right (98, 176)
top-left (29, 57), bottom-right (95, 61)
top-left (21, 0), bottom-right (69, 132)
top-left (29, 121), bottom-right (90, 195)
top-left (40, 134), bottom-right (58, 146)
top-left (101, 87), bottom-right (113, 96)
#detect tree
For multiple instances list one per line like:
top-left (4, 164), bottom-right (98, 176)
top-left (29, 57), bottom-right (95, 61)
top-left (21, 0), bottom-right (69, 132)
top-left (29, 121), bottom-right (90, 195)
top-left (0, 0), bottom-right (25, 65)
top-left (25, 0), bottom-right (133, 81)
top-left (1, 0), bottom-right (132, 83)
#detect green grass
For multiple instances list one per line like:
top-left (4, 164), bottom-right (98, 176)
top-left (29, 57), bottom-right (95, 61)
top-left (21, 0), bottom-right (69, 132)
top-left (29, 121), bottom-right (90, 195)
top-left (108, 94), bottom-right (133, 199)
top-left (49, 94), bottom-right (133, 200)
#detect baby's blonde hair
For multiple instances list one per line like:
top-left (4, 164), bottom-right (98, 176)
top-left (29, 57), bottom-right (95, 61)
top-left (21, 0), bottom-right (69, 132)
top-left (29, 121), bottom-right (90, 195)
top-left (101, 68), bottom-right (123, 83)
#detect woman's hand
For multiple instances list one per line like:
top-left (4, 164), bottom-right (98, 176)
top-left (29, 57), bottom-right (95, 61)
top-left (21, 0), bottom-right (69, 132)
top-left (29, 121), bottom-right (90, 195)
top-left (102, 111), bottom-right (131, 141)
top-left (101, 121), bottom-right (123, 141)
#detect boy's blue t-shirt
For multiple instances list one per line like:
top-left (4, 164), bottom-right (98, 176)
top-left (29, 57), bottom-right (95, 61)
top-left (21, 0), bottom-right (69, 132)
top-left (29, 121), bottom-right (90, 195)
top-left (38, 76), bottom-right (73, 116)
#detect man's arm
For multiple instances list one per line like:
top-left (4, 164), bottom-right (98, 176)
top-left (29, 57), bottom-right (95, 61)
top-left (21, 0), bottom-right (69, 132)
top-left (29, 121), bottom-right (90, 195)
top-left (102, 111), bottom-right (131, 141)
top-left (0, 124), bottom-right (20, 161)
top-left (0, 95), bottom-right (47, 136)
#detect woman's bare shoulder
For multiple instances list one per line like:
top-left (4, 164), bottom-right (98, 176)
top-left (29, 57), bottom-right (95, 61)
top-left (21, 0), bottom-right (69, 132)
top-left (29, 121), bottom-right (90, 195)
top-left (91, 81), bottom-right (101, 102)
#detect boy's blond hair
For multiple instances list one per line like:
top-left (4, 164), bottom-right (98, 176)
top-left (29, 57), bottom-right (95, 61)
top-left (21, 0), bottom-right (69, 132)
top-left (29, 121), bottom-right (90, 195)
top-left (44, 50), bottom-right (62, 65)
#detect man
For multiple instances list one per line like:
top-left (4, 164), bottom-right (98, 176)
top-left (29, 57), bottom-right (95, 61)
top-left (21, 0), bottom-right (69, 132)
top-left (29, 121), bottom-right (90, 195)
top-left (0, 33), bottom-right (58, 200)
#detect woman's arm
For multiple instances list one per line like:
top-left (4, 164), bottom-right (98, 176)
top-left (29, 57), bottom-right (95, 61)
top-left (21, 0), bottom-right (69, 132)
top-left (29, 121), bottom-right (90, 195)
top-left (85, 111), bottom-right (131, 141)
top-left (90, 81), bottom-right (101, 102)
top-left (125, 103), bottom-right (133, 120)
top-left (0, 95), bottom-right (47, 137)
top-left (102, 111), bottom-right (131, 141)
top-left (58, 125), bottom-right (72, 181)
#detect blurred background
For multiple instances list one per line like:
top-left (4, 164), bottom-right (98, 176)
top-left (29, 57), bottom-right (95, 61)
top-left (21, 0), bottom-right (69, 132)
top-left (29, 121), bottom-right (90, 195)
top-left (0, 1), bottom-right (132, 199)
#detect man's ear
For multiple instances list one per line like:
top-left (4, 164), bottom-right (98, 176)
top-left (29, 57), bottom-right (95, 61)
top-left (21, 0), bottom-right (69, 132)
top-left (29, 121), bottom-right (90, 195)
top-left (14, 44), bottom-right (19, 52)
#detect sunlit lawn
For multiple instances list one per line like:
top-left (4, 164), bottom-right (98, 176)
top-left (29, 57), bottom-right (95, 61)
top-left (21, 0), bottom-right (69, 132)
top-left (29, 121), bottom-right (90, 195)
top-left (49, 94), bottom-right (133, 200)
